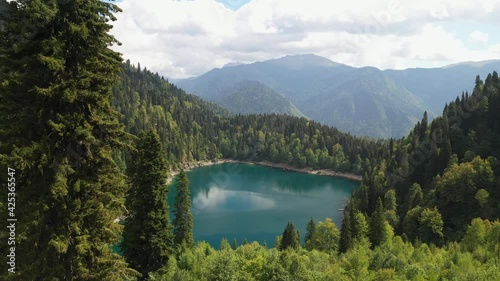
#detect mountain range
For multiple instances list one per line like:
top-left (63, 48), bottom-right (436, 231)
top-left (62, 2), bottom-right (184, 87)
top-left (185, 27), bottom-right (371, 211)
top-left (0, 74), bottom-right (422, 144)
top-left (175, 54), bottom-right (500, 138)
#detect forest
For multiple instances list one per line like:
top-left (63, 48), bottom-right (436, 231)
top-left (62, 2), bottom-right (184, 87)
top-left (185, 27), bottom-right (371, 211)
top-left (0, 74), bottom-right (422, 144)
top-left (1, 1), bottom-right (499, 280)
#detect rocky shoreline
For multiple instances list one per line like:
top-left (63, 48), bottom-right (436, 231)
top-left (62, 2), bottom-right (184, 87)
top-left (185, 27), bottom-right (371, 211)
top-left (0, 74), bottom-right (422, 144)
top-left (166, 159), bottom-right (362, 184)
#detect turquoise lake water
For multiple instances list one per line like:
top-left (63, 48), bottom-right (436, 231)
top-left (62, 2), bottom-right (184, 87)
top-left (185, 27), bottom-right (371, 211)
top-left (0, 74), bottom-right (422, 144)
top-left (167, 163), bottom-right (359, 248)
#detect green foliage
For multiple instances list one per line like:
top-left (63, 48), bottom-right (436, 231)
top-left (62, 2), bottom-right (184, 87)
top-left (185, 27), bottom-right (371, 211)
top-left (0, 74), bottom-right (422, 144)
top-left (280, 222), bottom-right (300, 250)
top-left (475, 189), bottom-right (490, 207)
top-left (217, 80), bottom-right (307, 117)
top-left (355, 74), bottom-right (500, 244)
top-left (340, 242), bottom-right (372, 281)
top-left (173, 170), bottom-right (194, 248)
top-left (339, 203), bottom-right (355, 253)
top-left (384, 190), bottom-right (397, 211)
top-left (353, 212), bottom-right (370, 244)
top-left (4, 1), bottom-right (500, 278)
top-left (176, 54), bottom-right (436, 138)
top-left (0, 1), bottom-right (136, 279)
top-left (112, 63), bottom-right (389, 173)
top-left (461, 218), bottom-right (488, 253)
top-left (304, 218), bottom-right (316, 250)
top-left (406, 183), bottom-right (424, 212)
top-left (436, 156), bottom-right (495, 236)
top-left (306, 218), bottom-right (340, 254)
top-left (122, 130), bottom-right (173, 279)
top-left (418, 207), bottom-right (444, 244)
top-left (369, 198), bottom-right (393, 247)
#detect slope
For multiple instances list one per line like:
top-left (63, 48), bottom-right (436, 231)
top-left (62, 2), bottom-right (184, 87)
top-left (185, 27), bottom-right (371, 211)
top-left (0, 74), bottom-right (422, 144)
top-left (175, 54), bottom-right (428, 139)
top-left (384, 59), bottom-right (500, 113)
top-left (111, 61), bottom-right (388, 173)
top-left (216, 80), bottom-right (307, 117)
top-left (348, 71), bottom-right (500, 247)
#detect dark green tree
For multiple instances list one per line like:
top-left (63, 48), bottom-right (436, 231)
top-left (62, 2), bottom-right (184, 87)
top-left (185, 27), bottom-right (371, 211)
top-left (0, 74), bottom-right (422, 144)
top-left (173, 170), bottom-right (194, 248)
top-left (353, 212), bottom-right (369, 243)
top-left (418, 207), bottom-right (444, 244)
top-left (122, 130), bottom-right (173, 279)
top-left (280, 222), bottom-right (300, 250)
top-left (0, 0), bottom-right (135, 279)
top-left (369, 198), bottom-right (392, 247)
top-left (407, 183), bottom-right (424, 211)
top-left (384, 189), bottom-right (398, 228)
top-left (420, 111), bottom-right (428, 141)
top-left (339, 203), bottom-right (355, 253)
top-left (304, 218), bottom-right (316, 250)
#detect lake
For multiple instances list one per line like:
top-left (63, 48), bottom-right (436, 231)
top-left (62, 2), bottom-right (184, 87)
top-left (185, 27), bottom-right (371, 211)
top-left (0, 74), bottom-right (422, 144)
top-left (167, 163), bottom-right (359, 248)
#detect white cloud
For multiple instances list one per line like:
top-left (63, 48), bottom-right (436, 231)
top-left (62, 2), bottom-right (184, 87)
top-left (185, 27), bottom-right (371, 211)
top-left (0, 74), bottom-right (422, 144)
top-left (110, 0), bottom-right (500, 78)
top-left (192, 186), bottom-right (275, 211)
top-left (468, 30), bottom-right (489, 45)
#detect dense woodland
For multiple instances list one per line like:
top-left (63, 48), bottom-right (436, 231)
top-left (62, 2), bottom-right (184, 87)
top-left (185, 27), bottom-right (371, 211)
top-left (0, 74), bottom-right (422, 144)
top-left (112, 61), bottom-right (388, 174)
top-left (346, 73), bottom-right (500, 246)
top-left (1, 1), bottom-right (500, 281)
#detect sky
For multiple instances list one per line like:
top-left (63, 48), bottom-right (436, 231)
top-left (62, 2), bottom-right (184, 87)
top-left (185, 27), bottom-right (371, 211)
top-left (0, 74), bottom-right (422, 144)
top-left (109, 0), bottom-right (500, 79)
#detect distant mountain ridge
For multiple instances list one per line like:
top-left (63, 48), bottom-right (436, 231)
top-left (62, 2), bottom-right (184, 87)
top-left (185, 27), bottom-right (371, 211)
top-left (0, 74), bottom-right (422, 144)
top-left (217, 80), bottom-right (307, 117)
top-left (176, 54), bottom-right (500, 138)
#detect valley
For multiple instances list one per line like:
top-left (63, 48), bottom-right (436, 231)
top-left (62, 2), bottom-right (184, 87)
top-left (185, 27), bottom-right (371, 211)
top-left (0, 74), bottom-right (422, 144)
top-left (2, 1), bottom-right (500, 280)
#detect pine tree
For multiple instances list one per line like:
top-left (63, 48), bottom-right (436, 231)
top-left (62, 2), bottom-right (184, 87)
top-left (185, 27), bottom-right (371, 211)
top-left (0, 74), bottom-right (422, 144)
top-left (0, 1), bottom-right (135, 280)
top-left (353, 212), bottom-right (369, 243)
top-left (173, 170), bottom-right (194, 248)
top-left (122, 130), bottom-right (173, 279)
top-left (369, 198), bottom-right (392, 247)
top-left (304, 217), bottom-right (316, 250)
top-left (420, 111), bottom-right (428, 141)
top-left (280, 222), bottom-right (300, 250)
top-left (339, 203), bottom-right (355, 253)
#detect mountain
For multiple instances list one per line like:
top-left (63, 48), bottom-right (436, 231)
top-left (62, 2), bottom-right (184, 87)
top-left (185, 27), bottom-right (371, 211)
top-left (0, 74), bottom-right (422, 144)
top-left (216, 80), bottom-right (307, 117)
top-left (111, 61), bottom-right (387, 172)
top-left (384, 59), bottom-right (500, 114)
top-left (300, 68), bottom-right (426, 139)
top-left (223, 62), bottom-right (245, 68)
top-left (175, 54), bottom-right (423, 138)
top-left (176, 55), bottom-right (500, 139)
top-left (175, 54), bottom-right (350, 103)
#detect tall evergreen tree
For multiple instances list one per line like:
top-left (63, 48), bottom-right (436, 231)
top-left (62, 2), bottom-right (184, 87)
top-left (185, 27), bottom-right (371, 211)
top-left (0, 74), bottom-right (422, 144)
top-left (0, 0), bottom-right (135, 280)
top-left (353, 212), bottom-right (370, 243)
top-left (369, 198), bottom-right (392, 247)
top-left (280, 222), bottom-right (300, 250)
top-left (122, 130), bottom-right (173, 279)
top-left (304, 217), bottom-right (316, 250)
top-left (173, 170), bottom-right (194, 248)
top-left (339, 202), bottom-right (355, 253)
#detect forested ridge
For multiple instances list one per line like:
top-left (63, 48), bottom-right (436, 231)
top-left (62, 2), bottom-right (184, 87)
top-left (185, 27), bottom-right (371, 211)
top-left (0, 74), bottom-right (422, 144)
top-left (111, 60), bottom-right (500, 281)
top-left (112, 62), bottom-right (388, 174)
top-left (1, 1), bottom-right (500, 280)
top-left (347, 73), bottom-right (500, 246)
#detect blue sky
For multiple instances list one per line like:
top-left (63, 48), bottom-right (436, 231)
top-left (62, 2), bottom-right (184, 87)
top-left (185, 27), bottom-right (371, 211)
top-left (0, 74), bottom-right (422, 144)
top-left (110, 0), bottom-right (500, 78)
top-left (216, 0), bottom-right (251, 10)
top-left (442, 22), bottom-right (500, 50)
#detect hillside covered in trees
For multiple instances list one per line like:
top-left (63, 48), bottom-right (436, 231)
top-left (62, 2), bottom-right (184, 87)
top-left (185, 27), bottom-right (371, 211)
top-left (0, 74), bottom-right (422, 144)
top-left (1, 1), bottom-right (500, 280)
top-left (114, 60), bottom-right (500, 281)
top-left (111, 61), bottom-right (388, 174)
top-left (346, 73), bottom-right (500, 247)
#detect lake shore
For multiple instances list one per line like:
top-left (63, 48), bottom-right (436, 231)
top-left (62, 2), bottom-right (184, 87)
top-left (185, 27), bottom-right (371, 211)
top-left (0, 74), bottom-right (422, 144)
top-left (166, 159), bottom-right (362, 185)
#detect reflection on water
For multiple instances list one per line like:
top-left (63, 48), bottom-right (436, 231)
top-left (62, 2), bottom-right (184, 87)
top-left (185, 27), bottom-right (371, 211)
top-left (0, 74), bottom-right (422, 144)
top-left (193, 186), bottom-right (275, 212)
